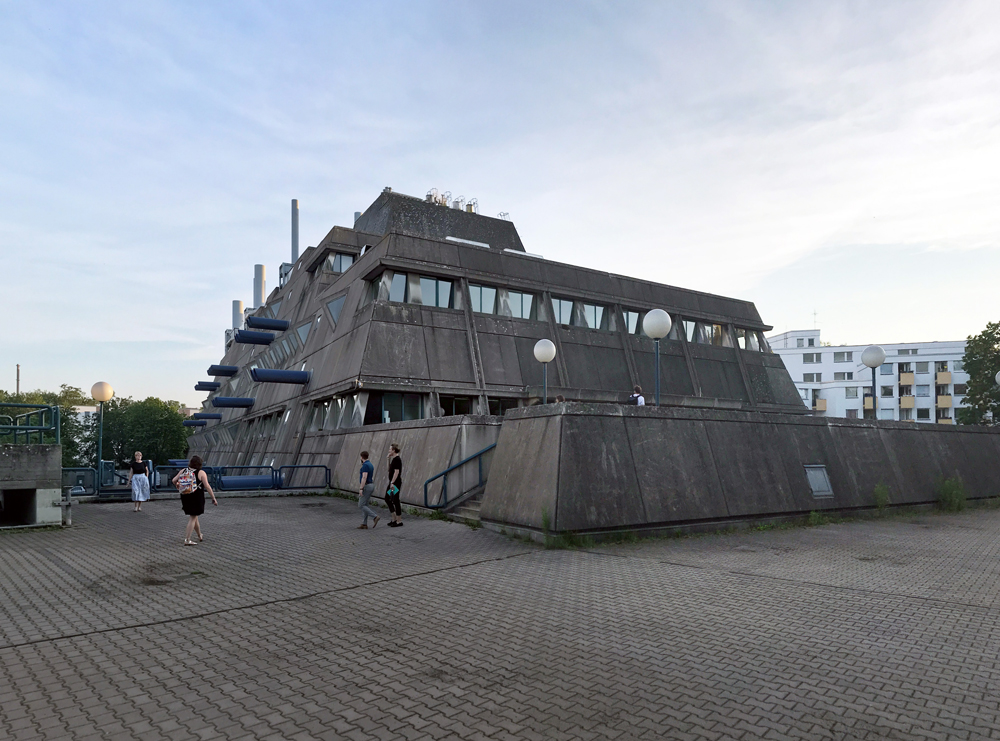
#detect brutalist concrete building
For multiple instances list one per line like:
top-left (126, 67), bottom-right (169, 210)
top-left (187, 189), bottom-right (1000, 536)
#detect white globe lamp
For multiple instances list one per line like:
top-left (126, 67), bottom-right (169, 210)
top-left (642, 310), bottom-right (672, 405)
top-left (861, 346), bottom-right (885, 419)
top-left (90, 382), bottom-right (114, 495)
top-left (533, 339), bottom-right (557, 403)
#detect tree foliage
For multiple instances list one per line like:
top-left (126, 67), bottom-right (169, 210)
top-left (0, 385), bottom-right (90, 466)
top-left (956, 321), bottom-right (1000, 426)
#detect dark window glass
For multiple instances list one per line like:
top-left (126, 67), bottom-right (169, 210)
top-left (327, 296), bottom-right (347, 325)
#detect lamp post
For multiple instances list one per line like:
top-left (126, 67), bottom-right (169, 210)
top-left (91, 382), bottom-right (114, 494)
top-left (642, 310), bottom-right (673, 406)
top-left (533, 339), bottom-right (557, 404)
top-left (861, 346), bottom-right (886, 420)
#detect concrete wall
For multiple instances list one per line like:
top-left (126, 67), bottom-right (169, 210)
top-left (480, 405), bottom-right (1000, 533)
top-left (0, 445), bottom-right (62, 527)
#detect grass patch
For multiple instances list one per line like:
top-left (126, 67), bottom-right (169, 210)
top-left (807, 511), bottom-right (833, 527)
top-left (936, 475), bottom-right (967, 512)
top-left (874, 482), bottom-right (891, 513)
top-left (428, 509), bottom-right (449, 521)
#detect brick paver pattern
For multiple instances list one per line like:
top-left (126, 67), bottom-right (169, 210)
top-left (3, 497), bottom-right (1000, 740)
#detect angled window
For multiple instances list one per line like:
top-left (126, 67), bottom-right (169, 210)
top-left (296, 321), bottom-right (311, 345)
top-left (327, 295), bottom-right (347, 325)
top-left (580, 303), bottom-right (605, 330)
top-left (418, 276), bottom-right (454, 308)
top-left (804, 465), bottom-right (833, 497)
top-left (551, 298), bottom-right (574, 325)
top-left (469, 284), bottom-right (497, 314)
top-left (389, 273), bottom-right (407, 303)
top-left (324, 253), bottom-right (354, 273)
top-left (508, 290), bottom-right (535, 320)
top-left (624, 311), bottom-right (641, 335)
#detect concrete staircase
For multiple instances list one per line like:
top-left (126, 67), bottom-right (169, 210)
top-left (445, 485), bottom-right (485, 525)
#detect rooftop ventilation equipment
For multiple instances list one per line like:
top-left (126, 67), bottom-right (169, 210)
top-left (498, 212), bottom-right (510, 220)
top-left (466, 198), bottom-right (478, 214)
top-left (452, 196), bottom-right (465, 210)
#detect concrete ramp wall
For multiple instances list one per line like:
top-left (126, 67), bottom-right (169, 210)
top-left (480, 405), bottom-right (1000, 533)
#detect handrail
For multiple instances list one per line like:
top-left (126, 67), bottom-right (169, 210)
top-left (424, 443), bottom-right (497, 509)
top-left (276, 465), bottom-right (331, 490)
top-left (0, 403), bottom-right (60, 444)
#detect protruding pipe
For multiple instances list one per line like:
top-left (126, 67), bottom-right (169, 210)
top-left (207, 365), bottom-right (239, 377)
top-left (354, 211), bottom-right (361, 225)
top-left (211, 397), bottom-right (255, 408)
top-left (183, 419), bottom-right (207, 427)
top-left (233, 329), bottom-right (274, 345)
top-left (232, 300), bottom-right (244, 330)
top-left (253, 265), bottom-right (265, 308)
top-left (245, 317), bottom-right (289, 331)
top-left (250, 368), bottom-right (310, 384)
top-left (192, 413), bottom-right (223, 420)
top-left (291, 199), bottom-right (299, 262)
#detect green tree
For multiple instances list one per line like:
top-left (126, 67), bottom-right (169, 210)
top-left (99, 397), bottom-right (188, 467)
top-left (0, 384), bottom-right (91, 466)
top-left (956, 321), bottom-right (1000, 426)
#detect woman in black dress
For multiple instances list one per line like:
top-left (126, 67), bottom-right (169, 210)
top-left (171, 455), bottom-right (217, 545)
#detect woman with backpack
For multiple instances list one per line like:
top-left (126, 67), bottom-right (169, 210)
top-left (171, 455), bottom-right (217, 545)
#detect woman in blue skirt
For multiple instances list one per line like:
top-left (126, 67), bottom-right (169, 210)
top-left (128, 451), bottom-right (150, 512)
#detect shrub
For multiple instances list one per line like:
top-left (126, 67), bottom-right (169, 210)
top-left (936, 475), bottom-right (967, 512)
top-left (807, 511), bottom-right (830, 527)
top-left (874, 483), bottom-right (891, 512)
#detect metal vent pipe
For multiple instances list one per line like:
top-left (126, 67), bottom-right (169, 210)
top-left (291, 199), bottom-right (299, 262)
top-left (232, 300), bottom-right (244, 329)
top-left (253, 265), bottom-right (265, 308)
top-left (354, 211), bottom-right (361, 225)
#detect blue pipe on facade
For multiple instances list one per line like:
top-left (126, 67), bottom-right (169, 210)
top-left (211, 397), bottom-right (255, 408)
top-left (207, 365), bottom-right (239, 376)
top-left (233, 329), bottom-right (274, 345)
top-left (246, 316), bottom-right (290, 331)
top-left (192, 413), bottom-right (223, 420)
top-left (195, 381), bottom-right (221, 391)
top-left (183, 419), bottom-right (207, 426)
top-left (250, 368), bottom-right (310, 384)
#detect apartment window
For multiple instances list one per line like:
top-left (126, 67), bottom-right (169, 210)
top-left (954, 383), bottom-right (968, 395)
top-left (808, 338), bottom-right (815, 347)
top-left (899, 408), bottom-right (913, 421)
top-left (953, 360), bottom-right (964, 372)
top-left (803, 373), bottom-right (821, 383)
top-left (323, 253), bottom-right (355, 273)
top-left (834, 372), bottom-right (854, 381)
top-left (897, 348), bottom-right (916, 356)
top-left (899, 385), bottom-right (912, 396)
top-left (581, 303), bottom-right (605, 330)
top-left (508, 291), bottom-right (535, 320)
top-left (936, 408), bottom-right (951, 420)
top-left (845, 387), bottom-right (858, 399)
top-left (881, 386), bottom-right (894, 398)
top-left (551, 298), bottom-right (574, 325)
top-left (936, 361), bottom-right (949, 372)
top-left (916, 408), bottom-right (930, 420)
top-left (880, 364), bottom-right (893, 375)
top-left (898, 363), bottom-right (912, 373)
top-left (798, 388), bottom-right (809, 400)
top-left (879, 409), bottom-right (894, 420)
top-left (915, 385), bottom-right (930, 397)
top-left (469, 284), bottom-right (497, 314)
top-left (834, 352), bottom-right (853, 363)
top-left (419, 277), bottom-right (454, 308)
top-left (915, 362), bottom-right (929, 374)
top-left (803, 353), bottom-right (821, 364)
top-left (326, 295), bottom-right (347, 325)
top-left (846, 409), bottom-right (859, 419)
top-left (936, 385), bottom-right (949, 396)
top-left (797, 338), bottom-right (804, 348)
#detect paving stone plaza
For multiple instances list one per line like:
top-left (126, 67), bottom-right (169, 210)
top-left (2, 497), bottom-right (1000, 740)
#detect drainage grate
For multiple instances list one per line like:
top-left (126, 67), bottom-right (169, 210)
top-left (804, 465), bottom-right (834, 498)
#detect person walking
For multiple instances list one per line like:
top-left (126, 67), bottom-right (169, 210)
top-left (357, 450), bottom-right (379, 529)
top-left (385, 443), bottom-right (403, 527)
top-left (628, 385), bottom-right (645, 406)
top-left (171, 455), bottom-right (217, 545)
top-left (128, 451), bottom-right (150, 512)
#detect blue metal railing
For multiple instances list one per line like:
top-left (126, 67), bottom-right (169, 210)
top-left (152, 464), bottom-right (332, 492)
top-left (276, 465), bottom-right (331, 489)
top-left (423, 443), bottom-right (496, 509)
top-left (62, 467), bottom-right (98, 495)
top-left (0, 403), bottom-right (60, 444)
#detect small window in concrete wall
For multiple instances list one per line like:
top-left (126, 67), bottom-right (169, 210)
top-left (469, 284), bottom-right (497, 314)
top-left (439, 395), bottom-right (475, 416)
top-left (881, 386), bottom-right (894, 397)
top-left (580, 303), bottom-right (605, 330)
top-left (624, 310), bottom-right (641, 335)
top-left (804, 466), bottom-right (833, 498)
top-left (389, 273), bottom-right (406, 303)
top-left (880, 364), bottom-right (893, 376)
top-left (757, 332), bottom-right (773, 353)
top-left (488, 398), bottom-right (520, 416)
top-left (845, 387), bottom-right (858, 398)
top-left (917, 408), bottom-right (930, 420)
top-left (551, 298), bottom-right (573, 325)
top-left (507, 290), bottom-right (534, 320)
top-left (296, 322), bottom-right (311, 345)
top-left (326, 295), bottom-right (347, 325)
top-left (381, 393), bottom-right (422, 423)
top-left (419, 277), bottom-right (454, 308)
top-left (915, 385), bottom-right (930, 397)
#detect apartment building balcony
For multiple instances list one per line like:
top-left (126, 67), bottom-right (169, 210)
top-left (899, 372), bottom-right (915, 385)
top-left (937, 417), bottom-right (954, 425)
top-left (899, 395), bottom-right (915, 409)
top-left (863, 396), bottom-right (874, 410)
top-left (936, 371), bottom-right (952, 385)
top-left (937, 395), bottom-right (952, 408)
top-left (812, 399), bottom-right (827, 412)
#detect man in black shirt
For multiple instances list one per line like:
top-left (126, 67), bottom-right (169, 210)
top-left (386, 443), bottom-right (403, 527)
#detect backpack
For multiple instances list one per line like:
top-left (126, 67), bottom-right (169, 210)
top-left (176, 467), bottom-right (198, 495)
top-left (628, 394), bottom-right (640, 405)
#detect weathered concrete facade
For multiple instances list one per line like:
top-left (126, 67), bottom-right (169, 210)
top-left (481, 404), bottom-right (1000, 534)
top-left (0, 445), bottom-right (62, 528)
top-left (189, 189), bottom-right (803, 473)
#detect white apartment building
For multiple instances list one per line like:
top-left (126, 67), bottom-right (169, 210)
top-left (768, 330), bottom-right (969, 424)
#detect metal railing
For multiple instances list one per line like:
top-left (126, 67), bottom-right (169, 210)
top-left (0, 403), bottom-right (60, 444)
top-left (423, 443), bottom-right (496, 509)
top-left (276, 465), bottom-right (331, 489)
top-left (62, 468), bottom-right (98, 495)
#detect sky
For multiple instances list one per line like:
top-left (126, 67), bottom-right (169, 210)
top-left (2, 1), bottom-right (999, 406)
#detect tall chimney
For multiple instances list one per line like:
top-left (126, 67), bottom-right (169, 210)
top-left (253, 265), bottom-right (265, 308)
top-left (232, 300), bottom-right (244, 329)
top-left (354, 211), bottom-right (361, 225)
top-left (291, 199), bottom-right (299, 262)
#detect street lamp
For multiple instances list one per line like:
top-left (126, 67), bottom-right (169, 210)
top-left (91, 382), bottom-right (114, 494)
top-left (533, 339), bottom-right (557, 404)
top-left (861, 346), bottom-right (886, 419)
top-left (642, 310), bottom-right (672, 406)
